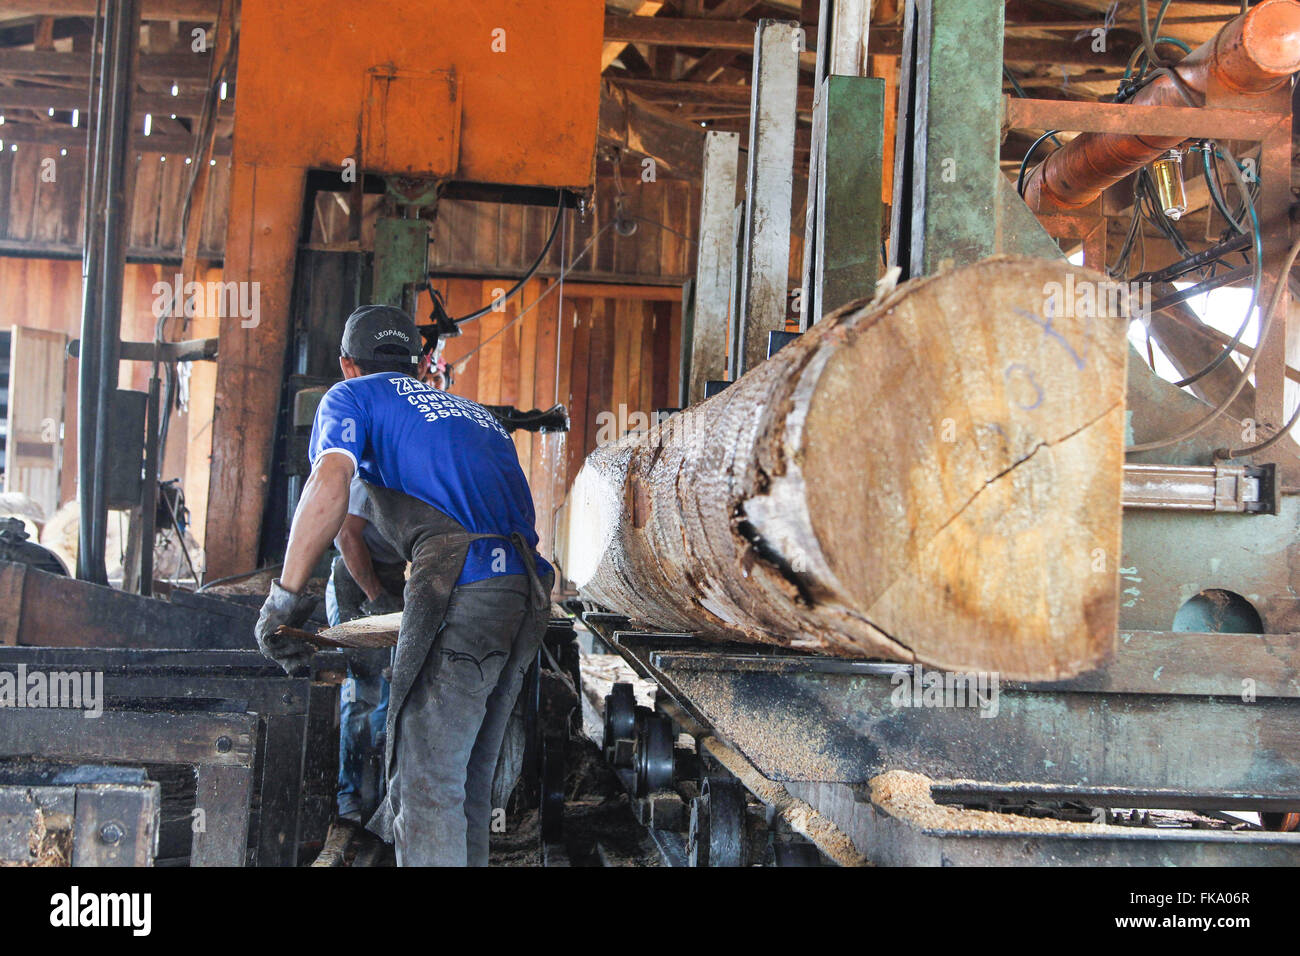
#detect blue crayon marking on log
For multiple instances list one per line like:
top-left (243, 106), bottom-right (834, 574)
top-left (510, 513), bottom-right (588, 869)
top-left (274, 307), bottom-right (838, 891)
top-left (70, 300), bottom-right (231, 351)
top-left (1004, 363), bottom-right (1044, 410)
top-left (1013, 307), bottom-right (1085, 370)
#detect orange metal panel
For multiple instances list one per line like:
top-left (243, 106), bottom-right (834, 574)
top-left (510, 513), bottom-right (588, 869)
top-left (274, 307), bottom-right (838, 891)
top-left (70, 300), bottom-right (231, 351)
top-left (235, 0), bottom-right (603, 188)
top-left (362, 68), bottom-right (461, 177)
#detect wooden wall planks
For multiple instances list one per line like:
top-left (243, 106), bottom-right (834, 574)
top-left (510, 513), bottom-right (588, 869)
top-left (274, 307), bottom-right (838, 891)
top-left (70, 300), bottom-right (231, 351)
top-left (0, 256), bottom-right (222, 515)
top-left (426, 278), bottom-right (680, 565)
top-left (2, 255), bottom-right (679, 572)
top-left (0, 147), bottom-right (229, 259)
top-left (427, 178), bottom-right (697, 286)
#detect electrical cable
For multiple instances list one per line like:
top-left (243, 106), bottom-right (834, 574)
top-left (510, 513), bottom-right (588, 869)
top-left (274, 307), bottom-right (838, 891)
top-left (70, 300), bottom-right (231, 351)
top-left (1111, 37), bottom-right (1263, 394)
top-left (1108, 194), bottom-right (1144, 278)
top-left (1017, 129), bottom-right (1061, 196)
top-left (1217, 236), bottom-right (1300, 458)
top-left (444, 193), bottom-right (565, 327)
top-left (1139, 0), bottom-right (1200, 104)
top-left (449, 206), bottom-right (695, 370)
top-left (1165, 143), bottom-right (1261, 389)
top-left (1127, 236), bottom-right (1300, 454)
top-left (1200, 142), bottom-right (1248, 234)
top-left (451, 219), bottom-right (616, 369)
top-left (1107, 17), bottom-right (1258, 400)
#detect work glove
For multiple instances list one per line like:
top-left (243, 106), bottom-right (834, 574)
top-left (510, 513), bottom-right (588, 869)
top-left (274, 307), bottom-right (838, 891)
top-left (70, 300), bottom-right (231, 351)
top-left (360, 590), bottom-right (403, 617)
top-left (255, 580), bottom-right (318, 676)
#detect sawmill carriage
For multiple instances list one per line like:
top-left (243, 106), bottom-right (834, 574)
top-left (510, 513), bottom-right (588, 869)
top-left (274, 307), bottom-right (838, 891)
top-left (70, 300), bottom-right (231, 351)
top-left (0, 0), bottom-right (1297, 873)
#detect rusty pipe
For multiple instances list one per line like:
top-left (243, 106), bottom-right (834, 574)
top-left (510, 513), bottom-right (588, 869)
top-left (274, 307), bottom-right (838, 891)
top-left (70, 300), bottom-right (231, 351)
top-left (1022, 0), bottom-right (1300, 213)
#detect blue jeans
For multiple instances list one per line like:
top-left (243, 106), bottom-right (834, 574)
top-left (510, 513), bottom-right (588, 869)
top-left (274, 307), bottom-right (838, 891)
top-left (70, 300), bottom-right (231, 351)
top-left (326, 556), bottom-right (404, 819)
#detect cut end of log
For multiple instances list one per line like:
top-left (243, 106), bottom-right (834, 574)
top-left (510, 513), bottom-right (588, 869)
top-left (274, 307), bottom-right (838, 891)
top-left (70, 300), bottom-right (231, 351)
top-left (566, 257), bottom-right (1129, 681)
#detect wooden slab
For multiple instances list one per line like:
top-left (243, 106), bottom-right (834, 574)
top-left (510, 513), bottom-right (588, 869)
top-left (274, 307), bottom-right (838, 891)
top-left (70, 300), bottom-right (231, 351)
top-left (278, 611), bottom-right (402, 650)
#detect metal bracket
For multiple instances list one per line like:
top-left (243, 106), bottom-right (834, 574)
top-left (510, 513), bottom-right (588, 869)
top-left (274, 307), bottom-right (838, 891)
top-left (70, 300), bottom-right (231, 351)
top-left (1122, 462), bottom-right (1277, 514)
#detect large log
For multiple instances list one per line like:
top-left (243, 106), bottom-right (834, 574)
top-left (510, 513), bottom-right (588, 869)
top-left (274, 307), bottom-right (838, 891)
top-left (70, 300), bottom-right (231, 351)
top-left (566, 257), bottom-right (1129, 681)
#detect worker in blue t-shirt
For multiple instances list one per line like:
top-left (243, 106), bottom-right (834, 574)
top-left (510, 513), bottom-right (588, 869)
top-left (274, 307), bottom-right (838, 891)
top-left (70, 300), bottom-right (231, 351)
top-left (254, 304), bottom-right (553, 867)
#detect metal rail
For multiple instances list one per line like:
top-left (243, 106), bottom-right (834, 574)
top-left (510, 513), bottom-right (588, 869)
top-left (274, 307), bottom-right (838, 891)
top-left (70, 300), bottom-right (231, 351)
top-left (581, 612), bottom-right (1300, 865)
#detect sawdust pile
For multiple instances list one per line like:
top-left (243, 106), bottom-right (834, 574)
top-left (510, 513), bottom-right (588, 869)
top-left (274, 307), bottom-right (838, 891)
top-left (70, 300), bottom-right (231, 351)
top-left (0, 807), bottom-right (73, 867)
top-left (870, 770), bottom-right (1123, 835)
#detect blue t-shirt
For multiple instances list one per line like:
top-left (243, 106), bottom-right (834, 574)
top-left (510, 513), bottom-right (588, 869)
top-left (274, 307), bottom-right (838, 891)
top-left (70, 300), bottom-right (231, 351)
top-left (308, 373), bottom-right (551, 586)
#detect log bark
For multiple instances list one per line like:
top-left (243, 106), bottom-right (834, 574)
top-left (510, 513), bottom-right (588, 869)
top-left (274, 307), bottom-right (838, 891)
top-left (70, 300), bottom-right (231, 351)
top-left (565, 257), bottom-right (1129, 680)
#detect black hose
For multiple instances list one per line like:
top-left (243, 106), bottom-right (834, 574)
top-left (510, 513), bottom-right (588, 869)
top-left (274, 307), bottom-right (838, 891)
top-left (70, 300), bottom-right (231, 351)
top-left (1165, 147), bottom-right (1261, 390)
top-left (1016, 129), bottom-right (1061, 197)
top-left (437, 193), bottom-right (566, 328)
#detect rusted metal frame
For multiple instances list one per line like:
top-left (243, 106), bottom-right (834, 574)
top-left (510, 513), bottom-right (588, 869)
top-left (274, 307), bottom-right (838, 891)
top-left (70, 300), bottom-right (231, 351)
top-left (581, 616), bottom-right (1300, 862)
top-left (586, 617), bottom-right (1300, 809)
top-left (1208, 78), bottom-right (1295, 433)
top-left (1006, 93), bottom-right (1292, 402)
top-left (0, 708), bottom-right (257, 866)
top-left (1002, 95), bottom-right (1285, 141)
top-left (1034, 210), bottom-right (1106, 270)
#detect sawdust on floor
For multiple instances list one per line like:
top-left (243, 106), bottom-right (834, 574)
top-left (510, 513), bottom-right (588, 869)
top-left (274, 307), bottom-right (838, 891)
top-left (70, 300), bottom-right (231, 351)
top-left (871, 770), bottom-right (1135, 835)
top-left (0, 805), bottom-right (73, 867)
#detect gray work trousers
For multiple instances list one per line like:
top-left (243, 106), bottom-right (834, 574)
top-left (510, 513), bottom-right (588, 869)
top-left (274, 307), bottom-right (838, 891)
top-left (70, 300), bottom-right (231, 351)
top-left (389, 573), bottom-right (543, 867)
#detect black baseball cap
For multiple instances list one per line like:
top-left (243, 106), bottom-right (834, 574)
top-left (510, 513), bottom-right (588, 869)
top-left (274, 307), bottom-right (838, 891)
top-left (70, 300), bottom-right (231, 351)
top-left (341, 305), bottom-right (420, 364)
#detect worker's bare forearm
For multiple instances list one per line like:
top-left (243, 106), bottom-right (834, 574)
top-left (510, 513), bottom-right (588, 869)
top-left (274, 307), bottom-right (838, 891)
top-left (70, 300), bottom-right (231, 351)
top-left (281, 453), bottom-right (353, 593)
top-left (336, 517), bottom-right (385, 601)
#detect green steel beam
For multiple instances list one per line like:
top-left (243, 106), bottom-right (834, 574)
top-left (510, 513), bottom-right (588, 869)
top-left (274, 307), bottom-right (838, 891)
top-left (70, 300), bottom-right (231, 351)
top-left (373, 218), bottom-right (430, 310)
top-left (909, 0), bottom-right (1005, 274)
top-left (817, 74), bottom-right (884, 315)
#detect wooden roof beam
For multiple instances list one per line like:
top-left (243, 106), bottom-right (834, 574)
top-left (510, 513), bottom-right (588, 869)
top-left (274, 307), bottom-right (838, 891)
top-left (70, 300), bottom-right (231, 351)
top-left (0, 119), bottom-right (231, 155)
top-left (0, 1), bottom-right (217, 19)
top-left (0, 49), bottom-right (217, 80)
top-left (0, 85), bottom-right (206, 114)
top-left (598, 81), bottom-right (706, 178)
top-left (610, 75), bottom-right (814, 110)
top-left (603, 1), bottom-right (667, 71)
top-left (604, 13), bottom-right (765, 49)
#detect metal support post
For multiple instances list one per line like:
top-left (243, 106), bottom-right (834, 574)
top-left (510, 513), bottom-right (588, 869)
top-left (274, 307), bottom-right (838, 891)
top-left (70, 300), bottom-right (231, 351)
top-left (735, 19), bottom-right (799, 378)
top-left (688, 131), bottom-right (740, 404)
